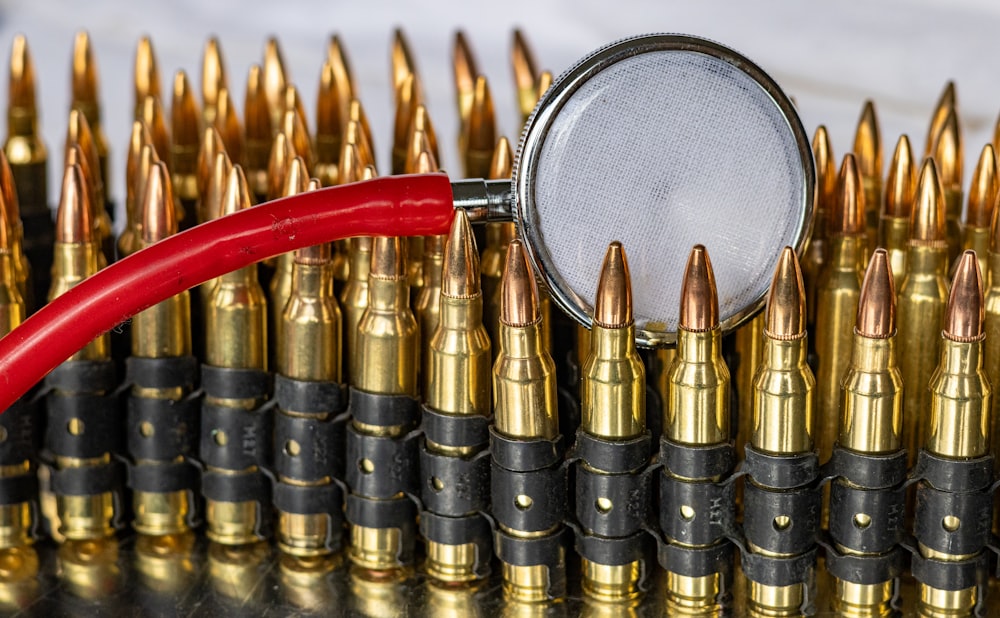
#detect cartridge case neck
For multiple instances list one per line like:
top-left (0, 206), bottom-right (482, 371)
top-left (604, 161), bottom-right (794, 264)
top-left (750, 335), bottom-right (814, 454)
top-left (926, 338), bottom-right (991, 459)
top-left (905, 244), bottom-right (947, 278)
top-left (840, 333), bottom-right (903, 453)
top-left (50, 242), bottom-right (99, 297)
top-left (580, 323), bottom-right (645, 440)
top-left (880, 215), bottom-right (909, 281)
top-left (988, 250), bottom-right (1000, 291)
top-left (367, 274), bottom-right (409, 313)
top-left (827, 235), bottom-right (866, 273)
top-left (7, 107), bottom-right (38, 138)
top-left (664, 327), bottom-right (730, 446)
top-left (132, 290), bottom-right (192, 359)
top-left (494, 319), bottom-right (558, 440)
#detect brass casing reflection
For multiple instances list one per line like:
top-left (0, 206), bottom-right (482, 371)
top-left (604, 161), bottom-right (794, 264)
top-left (56, 538), bottom-right (120, 601)
top-left (133, 532), bottom-right (196, 594)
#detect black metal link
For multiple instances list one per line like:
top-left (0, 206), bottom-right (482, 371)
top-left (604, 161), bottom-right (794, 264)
top-left (659, 473), bottom-right (736, 546)
top-left (273, 411), bottom-right (344, 482)
top-left (421, 406), bottom-right (490, 450)
top-left (576, 465), bottom-right (648, 537)
top-left (127, 459), bottom-right (200, 494)
top-left (0, 473), bottom-right (37, 505)
top-left (201, 469), bottom-right (271, 506)
top-left (273, 480), bottom-right (344, 517)
top-left (575, 529), bottom-right (648, 567)
top-left (420, 511), bottom-right (493, 577)
top-left (348, 388), bottom-right (419, 428)
top-left (743, 481), bottom-right (821, 556)
top-left (344, 493), bottom-right (418, 565)
top-left (659, 437), bottom-right (735, 480)
top-left (419, 447), bottom-right (490, 516)
top-left (824, 446), bottom-right (907, 489)
top-left (45, 391), bottom-right (122, 459)
top-left (494, 527), bottom-right (569, 598)
top-left (740, 547), bottom-right (818, 587)
top-left (274, 374), bottom-right (344, 415)
top-left (344, 425), bottom-right (420, 499)
top-left (743, 445), bottom-right (819, 490)
top-left (0, 395), bottom-right (39, 464)
top-left (819, 537), bottom-right (906, 586)
top-left (573, 430), bottom-right (651, 474)
top-left (200, 402), bottom-right (272, 470)
top-left (490, 428), bottom-right (561, 472)
top-left (51, 459), bottom-right (124, 496)
top-left (492, 462), bottom-right (567, 534)
top-left (126, 355), bottom-right (198, 391)
top-left (45, 359), bottom-right (117, 394)
top-left (914, 483), bottom-right (993, 556)
top-left (657, 539), bottom-right (734, 579)
top-left (829, 481), bottom-right (905, 554)
top-left (127, 393), bottom-right (200, 461)
top-left (200, 365), bottom-right (271, 401)
top-left (911, 450), bottom-right (993, 493)
top-left (910, 550), bottom-right (988, 592)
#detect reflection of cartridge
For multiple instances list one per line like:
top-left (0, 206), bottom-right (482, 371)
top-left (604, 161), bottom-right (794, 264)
top-left (491, 239), bottom-right (566, 602)
top-left (126, 161), bottom-right (199, 537)
top-left (913, 251), bottom-right (992, 617)
top-left (133, 531), bottom-right (196, 596)
top-left (56, 537), bottom-right (121, 602)
top-left (43, 163), bottom-right (122, 542)
top-left (814, 154), bottom-right (866, 466)
top-left (273, 236), bottom-right (347, 559)
top-left (658, 245), bottom-right (734, 615)
top-left (574, 242), bottom-right (649, 602)
top-left (200, 165), bottom-right (272, 546)
top-left (826, 249), bottom-right (905, 617)
top-left (742, 247), bottom-right (819, 618)
top-left (898, 159), bottom-right (949, 469)
top-left (345, 235), bottom-right (421, 575)
top-left (419, 210), bottom-right (492, 584)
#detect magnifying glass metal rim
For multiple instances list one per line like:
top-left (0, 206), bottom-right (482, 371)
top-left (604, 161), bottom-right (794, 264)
top-left (510, 32), bottom-right (816, 348)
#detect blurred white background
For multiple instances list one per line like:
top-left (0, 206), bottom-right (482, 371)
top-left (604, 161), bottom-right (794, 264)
top-left (2, 0), bottom-right (997, 218)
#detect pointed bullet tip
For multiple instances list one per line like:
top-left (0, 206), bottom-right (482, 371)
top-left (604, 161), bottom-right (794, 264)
top-left (220, 164), bottom-right (252, 217)
top-left (911, 158), bottom-right (947, 244)
top-left (884, 134), bottom-right (916, 218)
top-left (594, 241), bottom-right (633, 329)
top-left (764, 247), bottom-right (805, 339)
top-left (500, 239), bottom-right (539, 327)
top-left (489, 137), bottom-right (513, 180)
top-left (944, 250), bottom-right (984, 342)
top-left (679, 244), bottom-right (719, 332)
top-left (966, 144), bottom-right (997, 228)
top-left (141, 161), bottom-right (177, 244)
top-left (856, 248), bottom-right (896, 338)
top-left (56, 163), bottom-right (93, 244)
top-left (442, 210), bottom-right (480, 298)
top-left (832, 154), bottom-right (866, 236)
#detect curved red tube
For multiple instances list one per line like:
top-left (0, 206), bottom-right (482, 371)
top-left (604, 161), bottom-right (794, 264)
top-left (0, 173), bottom-right (455, 411)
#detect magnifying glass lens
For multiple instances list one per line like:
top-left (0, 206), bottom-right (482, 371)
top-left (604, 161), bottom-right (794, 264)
top-left (515, 36), bottom-right (813, 346)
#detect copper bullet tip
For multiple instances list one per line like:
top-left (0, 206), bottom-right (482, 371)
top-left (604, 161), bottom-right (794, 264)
top-left (853, 100), bottom-right (882, 180)
top-left (280, 109), bottom-right (312, 171)
top-left (406, 105), bottom-right (439, 171)
top-left (71, 31), bottom-right (98, 106)
top-left (467, 75), bottom-right (496, 153)
top-left (139, 95), bottom-right (170, 163)
top-left (391, 28), bottom-right (418, 93)
top-left (831, 154), bottom-right (866, 236)
top-left (453, 30), bottom-right (478, 121)
top-left (141, 161), bottom-right (177, 244)
top-left (266, 131), bottom-right (296, 201)
top-left (370, 236), bottom-right (406, 281)
top-left (393, 73), bottom-right (422, 153)
top-left (0, 152), bottom-right (20, 224)
top-left (347, 100), bottom-right (376, 167)
top-left (214, 88), bottom-right (243, 164)
top-left (133, 36), bottom-right (160, 108)
top-left (593, 241), bottom-right (633, 329)
top-left (263, 36), bottom-right (287, 118)
top-left (679, 244), bottom-right (719, 332)
top-left (203, 150), bottom-right (232, 222)
top-left (764, 246), bottom-right (805, 340)
top-left (944, 250), bottom-right (984, 342)
top-left (910, 158), bottom-right (947, 245)
top-left (926, 81), bottom-right (956, 157)
top-left (316, 61), bottom-right (341, 142)
top-left (9, 34), bottom-right (36, 111)
top-left (856, 248), bottom-right (896, 338)
top-left (966, 144), bottom-right (997, 228)
top-left (282, 156), bottom-right (309, 198)
top-left (931, 107), bottom-right (963, 187)
top-left (362, 165), bottom-right (377, 181)
top-left (442, 209), bottom-right (480, 299)
top-left (202, 36), bottom-right (227, 112)
top-left (171, 70), bottom-right (200, 153)
top-left (339, 139), bottom-right (363, 185)
top-left (489, 137), bottom-right (513, 180)
top-left (245, 64), bottom-right (271, 144)
top-left (812, 125), bottom-right (836, 215)
top-left (326, 35), bottom-right (355, 104)
top-left (500, 239), bottom-right (539, 327)
top-left (512, 29), bottom-right (539, 117)
top-left (196, 126), bottom-right (227, 201)
top-left (536, 71), bottom-right (553, 100)
top-left (884, 134), bottom-right (916, 218)
top-left (414, 150), bottom-right (437, 175)
top-left (56, 163), bottom-right (93, 244)
top-left (220, 164), bottom-right (252, 217)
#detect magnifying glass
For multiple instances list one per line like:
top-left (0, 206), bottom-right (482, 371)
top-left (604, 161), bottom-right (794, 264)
top-left (455, 33), bottom-right (814, 346)
top-left (0, 32), bottom-right (814, 410)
